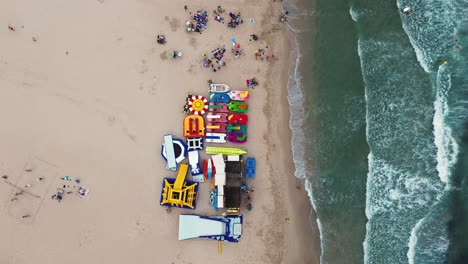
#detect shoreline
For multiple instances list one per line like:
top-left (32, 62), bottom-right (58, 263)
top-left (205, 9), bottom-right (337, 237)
top-left (257, 0), bottom-right (321, 261)
top-left (265, 19), bottom-right (321, 263)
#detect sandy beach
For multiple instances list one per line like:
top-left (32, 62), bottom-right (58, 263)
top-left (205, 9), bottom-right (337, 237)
top-left (0, 0), bottom-right (319, 263)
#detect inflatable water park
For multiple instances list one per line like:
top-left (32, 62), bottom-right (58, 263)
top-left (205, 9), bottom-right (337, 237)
top-left (179, 214), bottom-right (243, 242)
top-left (159, 81), bottom-right (256, 253)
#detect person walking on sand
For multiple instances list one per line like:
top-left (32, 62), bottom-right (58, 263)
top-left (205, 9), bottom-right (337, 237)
top-left (184, 5), bottom-right (188, 12)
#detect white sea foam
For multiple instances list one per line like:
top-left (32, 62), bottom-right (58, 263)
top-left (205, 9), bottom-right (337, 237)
top-left (395, 1), bottom-right (430, 72)
top-left (400, 29), bottom-right (431, 72)
top-left (433, 65), bottom-right (459, 184)
top-left (285, 13), bottom-right (325, 262)
top-left (358, 34), bottom-right (447, 263)
top-left (363, 206), bottom-right (372, 264)
top-left (359, 35), bottom-right (373, 263)
top-left (286, 30), bottom-right (323, 242)
top-left (349, 6), bottom-right (359, 22)
top-left (407, 217), bottom-right (425, 264)
top-left (363, 152), bottom-right (373, 264)
top-left (316, 215), bottom-right (326, 264)
top-left (304, 175), bottom-right (318, 211)
top-left (396, 0), bottom-right (458, 73)
top-left (366, 155), bottom-right (442, 217)
top-left (407, 209), bottom-right (450, 264)
top-left (349, 6), bottom-right (373, 22)
top-left (287, 36), bottom-right (307, 180)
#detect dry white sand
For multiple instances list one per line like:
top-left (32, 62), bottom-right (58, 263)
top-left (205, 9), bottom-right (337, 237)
top-left (0, 0), bottom-right (319, 263)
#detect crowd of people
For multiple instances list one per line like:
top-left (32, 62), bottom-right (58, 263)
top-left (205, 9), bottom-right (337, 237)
top-left (202, 46), bottom-right (228, 72)
top-left (186, 10), bottom-right (209, 33)
top-left (227, 12), bottom-right (243, 28)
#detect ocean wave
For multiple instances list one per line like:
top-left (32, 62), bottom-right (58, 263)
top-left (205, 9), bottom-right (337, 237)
top-left (407, 217), bottom-right (424, 264)
top-left (349, 6), bottom-right (374, 22)
top-left (287, 35), bottom-right (307, 180)
top-left (363, 153), bottom-right (371, 264)
top-left (315, 214), bottom-right (325, 264)
top-left (433, 64), bottom-right (459, 184)
top-left (397, 0), bottom-right (458, 73)
top-left (407, 197), bottom-right (451, 264)
top-left (349, 6), bottom-right (359, 22)
top-left (365, 154), bottom-right (442, 218)
top-left (358, 29), bottom-right (445, 262)
top-left (364, 153), bottom-right (445, 262)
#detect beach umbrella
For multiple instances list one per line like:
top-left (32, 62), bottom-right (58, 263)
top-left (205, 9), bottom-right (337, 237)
top-left (166, 50), bottom-right (175, 59)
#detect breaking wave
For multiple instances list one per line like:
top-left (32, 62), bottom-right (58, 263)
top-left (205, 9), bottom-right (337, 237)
top-left (433, 64), bottom-right (459, 184)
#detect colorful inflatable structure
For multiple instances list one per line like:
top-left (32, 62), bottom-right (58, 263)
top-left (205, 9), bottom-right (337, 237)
top-left (161, 135), bottom-right (187, 171)
top-left (178, 214), bottom-right (243, 242)
top-left (206, 123), bottom-right (227, 133)
top-left (208, 103), bottom-right (229, 113)
top-left (186, 137), bottom-right (204, 151)
top-left (207, 113), bottom-right (228, 123)
top-left (209, 92), bottom-right (231, 103)
top-left (206, 132), bottom-right (227, 143)
top-left (206, 147), bottom-right (247, 156)
top-left (184, 115), bottom-right (205, 138)
top-left (160, 164), bottom-right (199, 209)
top-left (183, 94), bottom-right (208, 115)
top-left (209, 190), bottom-right (219, 212)
top-left (226, 124), bottom-right (247, 133)
top-left (210, 83), bottom-right (230, 93)
top-left (187, 95), bottom-right (208, 115)
top-left (227, 133), bottom-right (247, 144)
top-left (228, 90), bottom-right (249, 101)
top-left (208, 157), bottom-right (215, 179)
top-left (203, 158), bottom-right (215, 180)
top-left (188, 150), bottom-right (204, 182)
top-left (227, 101), bottom-right (248, 113)
top-left (245, 157), bottom-right (256, 178)
top-left (211, 154), bottom-right (226, 210)
top-left (227, 113), bottom-right (248, 125)
top-left (159, 82), bottom-right (257, 245)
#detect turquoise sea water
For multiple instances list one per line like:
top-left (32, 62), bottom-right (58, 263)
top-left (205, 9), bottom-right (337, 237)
top-left (286, 0), bottom-right (468, 263)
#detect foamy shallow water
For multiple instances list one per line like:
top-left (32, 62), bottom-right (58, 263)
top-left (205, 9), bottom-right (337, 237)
top-left (286, 0), bottom-right (468, 263)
